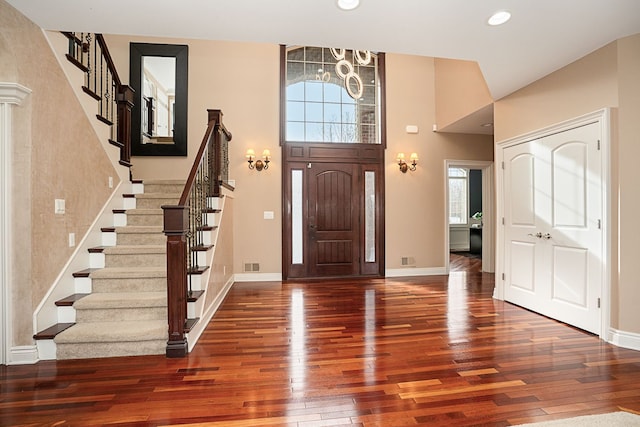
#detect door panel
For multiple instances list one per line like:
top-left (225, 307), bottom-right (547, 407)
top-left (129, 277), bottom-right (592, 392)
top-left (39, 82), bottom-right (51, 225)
top-left (510, 152), bottom-right (536, 226)
top-left (509, 241), bottom-right (536, 293)
top-left (504, 142), bottom-right (544, 311)
top-left (503, 123), bottom-right (602, 334)
top-left (552, 246), bottom-right (588, 307)
top-left (309, 165), bottom-right (360, 277)
top-left (552, 142), bottom-right (587, 228)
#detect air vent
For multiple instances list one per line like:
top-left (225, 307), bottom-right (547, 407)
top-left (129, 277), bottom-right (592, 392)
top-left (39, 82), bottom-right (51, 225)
top-left (243, 262), bottom-right (260, 272)
top-left (401, 257), bottom-right (415, 266)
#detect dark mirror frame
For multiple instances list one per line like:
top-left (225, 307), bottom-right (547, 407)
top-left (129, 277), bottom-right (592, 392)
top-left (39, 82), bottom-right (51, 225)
top-left (130, 43), bottom-right (189, 156)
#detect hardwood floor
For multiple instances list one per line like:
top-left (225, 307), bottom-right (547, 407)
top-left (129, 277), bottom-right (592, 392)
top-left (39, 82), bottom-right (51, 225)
top-left (2, 253), bottom-right (639, 426)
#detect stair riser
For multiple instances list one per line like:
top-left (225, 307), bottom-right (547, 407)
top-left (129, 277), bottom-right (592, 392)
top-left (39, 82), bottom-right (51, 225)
top-left (56, 340), bottom-right (166, 360)
top-left (117, 233), bottom-right (166, 246)
top-left (206, 212), bottom-right (219, 226)
top-left (91, 277), bottom-right (167, 293)
top-left (105, 253), bottom-right (166, 268)
top-left (75, 307), bottom-right (166, 322)
top-left (136, 198), bottom-right (179, 210)
top-left (113, 212), bottom-right (127, 227)
top-left (126, 214), bottom-right (163, 226)
top-left (209, 197), bottom-right (222, 210)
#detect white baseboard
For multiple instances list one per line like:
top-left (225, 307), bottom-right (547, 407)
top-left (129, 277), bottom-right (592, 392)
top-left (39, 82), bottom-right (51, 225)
top-left (234, 273), bottom-right (283, 282)
top-left (385, 267), bottom-right (448, 277)
top-left (608, 328), bottom-right (640, 351)
top-left (9, 345), bottom-right (39, 365)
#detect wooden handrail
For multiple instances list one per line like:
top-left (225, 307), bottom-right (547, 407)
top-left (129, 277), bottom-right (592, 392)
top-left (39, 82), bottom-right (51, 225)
top-left (95, 35), bottom-right (122, 87)
top-left (163, 109), bottom-right (232, 357)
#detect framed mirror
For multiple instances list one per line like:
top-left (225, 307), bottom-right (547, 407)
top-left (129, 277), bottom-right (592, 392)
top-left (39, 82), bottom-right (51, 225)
top-left (130, 43), bottom-right (188, 156)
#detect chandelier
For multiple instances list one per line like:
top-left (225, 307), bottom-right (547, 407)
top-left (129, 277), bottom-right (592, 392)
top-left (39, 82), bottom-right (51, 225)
top-left (325, 48), bottom-right (372, 100)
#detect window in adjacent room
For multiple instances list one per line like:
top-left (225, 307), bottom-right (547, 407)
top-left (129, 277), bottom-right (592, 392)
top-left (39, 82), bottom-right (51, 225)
top-left (448, 167), bottom-right (469, 225)
top-left (282, 46), bottom-right (384, 144)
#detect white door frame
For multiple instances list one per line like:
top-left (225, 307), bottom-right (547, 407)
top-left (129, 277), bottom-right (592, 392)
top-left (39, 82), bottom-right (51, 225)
top-left (444, 159), bottom-right (495, 273)
top-left (495, 108), bottom-right (611, 339)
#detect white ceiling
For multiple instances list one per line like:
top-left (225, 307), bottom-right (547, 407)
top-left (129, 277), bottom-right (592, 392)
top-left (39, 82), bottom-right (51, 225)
top-left (8, 0), bottom-right (640, 131)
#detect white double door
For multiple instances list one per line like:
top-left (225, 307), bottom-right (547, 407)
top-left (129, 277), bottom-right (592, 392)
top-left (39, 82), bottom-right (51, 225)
top-left (503, 122), bottom-right (602, 334)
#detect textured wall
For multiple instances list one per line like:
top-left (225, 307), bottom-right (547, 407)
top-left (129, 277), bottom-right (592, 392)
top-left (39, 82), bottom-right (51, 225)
top-left (0, 0), bottom-right (118, 346)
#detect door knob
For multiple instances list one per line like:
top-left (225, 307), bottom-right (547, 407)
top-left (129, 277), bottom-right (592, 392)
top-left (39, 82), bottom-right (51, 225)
top-left (527, 232), bottom-right (543, 238)
top-left (542, 233), bottom-right (552, 240)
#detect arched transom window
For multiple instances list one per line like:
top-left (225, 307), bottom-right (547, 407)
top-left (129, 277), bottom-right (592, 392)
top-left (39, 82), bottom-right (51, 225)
top-left (283, 46), bottom-right (384, 144)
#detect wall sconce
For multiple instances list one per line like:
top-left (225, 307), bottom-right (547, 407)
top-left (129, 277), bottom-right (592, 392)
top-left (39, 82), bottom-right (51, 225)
top-left (397, 152), bottom-right (418, 173)
top-left (246, 149), bottom-right (270, 171)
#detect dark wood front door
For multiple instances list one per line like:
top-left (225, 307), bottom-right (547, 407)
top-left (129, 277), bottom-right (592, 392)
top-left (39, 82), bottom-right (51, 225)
top-left (283, 143), bottom-right (385, 280)
top-left (308, 163), bottom-right (360, 277)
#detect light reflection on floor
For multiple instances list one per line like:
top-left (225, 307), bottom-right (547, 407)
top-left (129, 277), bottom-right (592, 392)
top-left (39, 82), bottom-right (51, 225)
top-left (447, 271), bottom-right (471, 343)
top-left (289, 288), bottom-right (306, 394)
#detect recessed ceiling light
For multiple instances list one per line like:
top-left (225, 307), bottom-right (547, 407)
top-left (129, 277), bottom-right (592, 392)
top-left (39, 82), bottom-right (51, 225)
top-left (337, 0), bottom-right (360, 11)
top-left (487, 10), bottom-right (511, 26)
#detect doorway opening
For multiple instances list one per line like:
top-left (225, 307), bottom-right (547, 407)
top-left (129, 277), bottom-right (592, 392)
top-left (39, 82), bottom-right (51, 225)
top-left (444, 160), bottom-right (494, 274)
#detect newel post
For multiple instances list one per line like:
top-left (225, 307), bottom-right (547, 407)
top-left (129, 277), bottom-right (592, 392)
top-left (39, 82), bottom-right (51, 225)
top-left (116, 85), bottom-right (134, 166)
top-left (207, 109), bottom-right (222, 197)
top-left (162, 205), bottom-right (189, 357)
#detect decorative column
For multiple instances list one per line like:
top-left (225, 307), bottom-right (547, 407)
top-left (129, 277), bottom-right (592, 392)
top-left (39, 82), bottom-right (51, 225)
top-left (0, 83), bottom-right (32, 365)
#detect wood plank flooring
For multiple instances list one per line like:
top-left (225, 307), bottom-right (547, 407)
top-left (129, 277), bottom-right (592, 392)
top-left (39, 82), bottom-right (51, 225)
top-left (2, 253), bottom-right (639, 426)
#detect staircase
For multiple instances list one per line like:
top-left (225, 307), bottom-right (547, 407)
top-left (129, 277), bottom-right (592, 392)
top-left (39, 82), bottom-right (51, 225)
top-left (48, 181), bottom-right (183, 359)
top-left (33, 32), bottom-right (232, 360)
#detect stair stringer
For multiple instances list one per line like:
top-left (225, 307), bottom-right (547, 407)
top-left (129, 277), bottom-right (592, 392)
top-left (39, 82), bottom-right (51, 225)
top-left (34, 180), bottom-right (143, 360)
top-left (186, 190), bottom-right (235, 351)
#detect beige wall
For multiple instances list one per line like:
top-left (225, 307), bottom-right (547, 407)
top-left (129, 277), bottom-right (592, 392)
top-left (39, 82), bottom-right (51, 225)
top-left (434, 58), bottom-right (493, 129)
top-left (494, 34), bottom-right (640, 335)
top-left (385, 54), bottom-right (494, 269)
top-left (105, 37), bottom-right (494, 275)
top-left (1, 0), bottom-right (118, 346)
top-left (615, 34), bottom-right (640, 333)
top-left (494, 42), bottom-right (619, 142)
top-left (105, 35), bottom-right (283, 276)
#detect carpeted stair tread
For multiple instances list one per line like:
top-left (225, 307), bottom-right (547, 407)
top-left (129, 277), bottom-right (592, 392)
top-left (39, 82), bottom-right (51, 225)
top-left (115, 226), bottom-right (163, 233)
top-left (123, 209), bottom-right (164, 226)
top-left (54, 320), bottom-right (167, 344)
top-left (73, 292), bottom-right (166, 309)
top-left (142, 181), bottom-right (186, 193)
top-left (113, 226), bottom-right (166, 245)
top-left (102, 245), bottom-right (165, 255)
top-left (143, 180), bottom-right (185, 185)
top-left (135, 193), bottom-right (181, 199)
top-left (89, 266), bottom-right (166, 279)
top-left (125, 208), bottom-right (163, 215)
